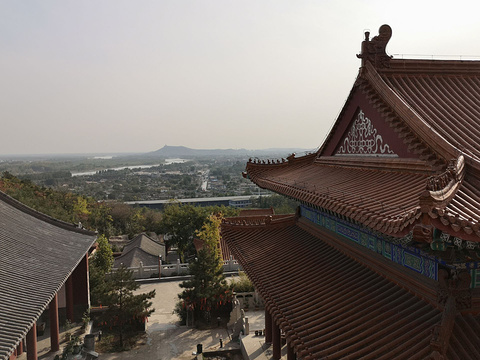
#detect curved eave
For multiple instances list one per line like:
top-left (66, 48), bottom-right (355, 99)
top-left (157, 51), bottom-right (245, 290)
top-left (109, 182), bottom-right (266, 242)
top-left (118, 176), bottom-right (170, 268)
top-left (421, 159), bottom-right (480, 241)
top-left (246, 157), bottom-right (428, 237)
top-left (429, 179), bottom-right (480, 241)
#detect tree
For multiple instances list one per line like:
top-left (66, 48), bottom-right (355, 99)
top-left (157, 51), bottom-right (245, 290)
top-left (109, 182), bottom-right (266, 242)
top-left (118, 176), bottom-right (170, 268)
top-left (92, 235), bottom-right (114, 273)
top-left (160, 203), bottom-right (239, 262)
top-left (160, 203), bottom-right (208, 262)
top-left (87, 202), bottom-right (114, 238)
top-left (139, 208), bottom-right (163, 235)
top-left (175, 215), bottom-right (232, 326)
top-left (89, 235), bottom-right (114, 306)
top-left (100, 266), bottom-right (155, 349)
top-left (109, 202), bottom-right (145, 238)
top-left (251, 194), bottom-right (299, 214)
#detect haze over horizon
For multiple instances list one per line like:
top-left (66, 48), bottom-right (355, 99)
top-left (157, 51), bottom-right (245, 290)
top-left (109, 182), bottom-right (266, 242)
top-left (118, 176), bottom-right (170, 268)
top-left (2, 1), bottom-right (480, 155)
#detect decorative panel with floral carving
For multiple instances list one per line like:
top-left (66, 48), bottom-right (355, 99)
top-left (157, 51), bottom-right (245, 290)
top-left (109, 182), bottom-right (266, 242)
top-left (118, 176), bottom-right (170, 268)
top-left (336, 110), bottom-right (397, 157)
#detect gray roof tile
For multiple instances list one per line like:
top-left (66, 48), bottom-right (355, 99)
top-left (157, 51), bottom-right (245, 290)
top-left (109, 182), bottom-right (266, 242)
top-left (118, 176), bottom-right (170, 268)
top-left (0, 191), bottom-right (96, 360)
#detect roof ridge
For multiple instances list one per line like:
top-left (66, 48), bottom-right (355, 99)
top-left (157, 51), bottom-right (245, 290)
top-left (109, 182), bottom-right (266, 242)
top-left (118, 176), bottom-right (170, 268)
top-left (115, 246), bottom-right (152, 260)
top-left (0, 190), bottom-right (96, 236)
top-left (222, 214), bottom-right (296, 228)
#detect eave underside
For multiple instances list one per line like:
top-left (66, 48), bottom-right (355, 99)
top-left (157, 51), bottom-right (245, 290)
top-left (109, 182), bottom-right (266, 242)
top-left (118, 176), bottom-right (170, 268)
top-left (222, 215), bottom-right (480, 359)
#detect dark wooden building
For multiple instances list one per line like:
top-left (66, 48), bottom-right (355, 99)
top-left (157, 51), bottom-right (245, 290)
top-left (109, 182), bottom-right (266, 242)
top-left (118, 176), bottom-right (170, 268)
top-left (0, 191), bottom-right (96, 360)
top-left (222, 25), bottom-right (480, 360)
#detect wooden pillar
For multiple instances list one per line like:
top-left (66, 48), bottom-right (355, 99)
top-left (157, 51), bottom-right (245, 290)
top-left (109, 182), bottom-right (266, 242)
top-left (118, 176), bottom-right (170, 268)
top-left (26, 323), bottom-right (37, 360)
top-left (9, 349), bottom-right (16, 360)
top-left (16, 340), bottom-right (23, 355)
top-left (272, 318), bottom-right (281, 360)
top-left (49, 294), bottom-right (60, 352)
top-left (287, 341), bottom-right (296, 360)
top-left (265, 309), bottom-right (272, 344)
top-left (66, 276), bottom-right (74, 322)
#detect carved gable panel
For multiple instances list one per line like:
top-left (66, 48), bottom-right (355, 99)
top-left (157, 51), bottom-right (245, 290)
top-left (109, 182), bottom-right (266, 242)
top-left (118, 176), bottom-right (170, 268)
top-left (322, 88), bottom-right (418, 159)
top-left (336, 110), bottom-right (396, 157)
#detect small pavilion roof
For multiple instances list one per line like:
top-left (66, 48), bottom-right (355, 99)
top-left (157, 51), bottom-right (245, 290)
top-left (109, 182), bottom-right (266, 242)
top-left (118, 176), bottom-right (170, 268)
top-left (0, 191), bottom-right (96, 360)
top-left (221, 214), bottom-right (480, 359)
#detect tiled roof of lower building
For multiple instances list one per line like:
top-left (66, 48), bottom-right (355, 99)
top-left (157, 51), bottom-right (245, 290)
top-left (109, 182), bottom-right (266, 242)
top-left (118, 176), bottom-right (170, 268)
top-left (221, 214), bottom-right (480, 360)
top-left (0, 191), bottom-right (96, 360)
top-left (122, 233), bottom-right (164, 257)
top-left (114, 247), bottom-right (160, 268)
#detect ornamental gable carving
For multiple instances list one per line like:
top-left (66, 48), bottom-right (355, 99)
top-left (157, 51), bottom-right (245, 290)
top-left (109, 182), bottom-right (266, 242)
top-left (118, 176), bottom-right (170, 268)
top-left (336, 110), bottom-right (397, 157)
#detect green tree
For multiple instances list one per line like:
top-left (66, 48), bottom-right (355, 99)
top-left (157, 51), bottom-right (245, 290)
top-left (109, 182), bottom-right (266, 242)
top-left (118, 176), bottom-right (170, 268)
top-left (139, 208), bottom-right (163, 235)
top-left (92, 235), bottom-right (114, 274)
top-left (251, 194), bottom-right (299, 214)
top-left (73, 196), bottom-right (90, 223)
top-left (160, 203), bottom-right (239, 262)
top-left (229, 271), bottom-right (255, 293)
top-left (89, 235), bottom-right (114, 306)
top-left (87, 202), bottom-right (114, 238)
top-left (100, 266), bottom-right (155, 348)
top-left (109, 202), bottom-right (146, 238)
top-left (160, 203), bottom-right (207, 262)
top-left (175, 215), bottom-right (232, 326)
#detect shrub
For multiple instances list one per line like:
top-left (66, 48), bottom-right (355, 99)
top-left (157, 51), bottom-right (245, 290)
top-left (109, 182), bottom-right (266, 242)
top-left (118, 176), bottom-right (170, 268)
top-left (230, 271), bottom-right (255, 293)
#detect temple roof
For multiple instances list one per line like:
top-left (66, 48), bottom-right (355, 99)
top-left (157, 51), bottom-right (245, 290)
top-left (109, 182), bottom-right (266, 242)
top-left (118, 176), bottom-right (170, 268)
top-left (114, 247), bottom-right (160, 268)
top-left (0, 191), bottom-right (96, 360)
top-left (221, 214), bottom-right (480, 359)
top-left (122, 233), bottom-right (164, 257)
top-left (114, 233), bottom-right (164, 268)
top-left (245, 25), bottom-right (480, 242)
top-left (247, 157), bottom-right (429, 236)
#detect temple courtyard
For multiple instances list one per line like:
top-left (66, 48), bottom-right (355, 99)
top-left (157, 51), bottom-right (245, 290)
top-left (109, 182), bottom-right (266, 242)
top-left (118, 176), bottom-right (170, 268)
top-left (19, 280), bottom-right (283, 360)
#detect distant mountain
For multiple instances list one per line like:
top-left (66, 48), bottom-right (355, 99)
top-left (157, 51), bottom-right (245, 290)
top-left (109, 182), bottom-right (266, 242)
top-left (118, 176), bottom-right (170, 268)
top-left (147, 145), bottom-right (314, 158)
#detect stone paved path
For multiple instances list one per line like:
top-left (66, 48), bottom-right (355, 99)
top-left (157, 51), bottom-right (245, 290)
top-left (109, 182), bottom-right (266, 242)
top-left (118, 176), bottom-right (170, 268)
top-left (99, 280), bottom-right (239, 360)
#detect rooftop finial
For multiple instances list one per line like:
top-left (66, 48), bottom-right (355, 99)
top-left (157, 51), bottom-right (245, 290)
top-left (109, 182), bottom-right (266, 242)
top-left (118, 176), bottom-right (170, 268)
top-left (357, 24), bottom-right (392, 68)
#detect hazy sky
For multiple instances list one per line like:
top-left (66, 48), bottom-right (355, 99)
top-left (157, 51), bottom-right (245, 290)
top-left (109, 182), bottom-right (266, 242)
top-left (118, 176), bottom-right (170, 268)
top-left (2, 1), bottom-right (480, 155)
